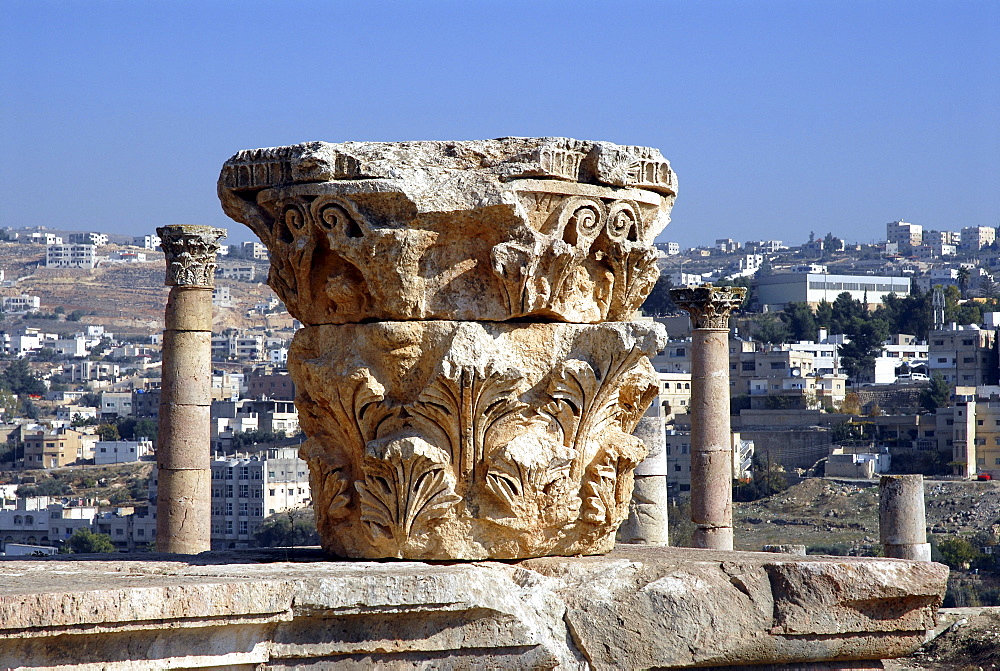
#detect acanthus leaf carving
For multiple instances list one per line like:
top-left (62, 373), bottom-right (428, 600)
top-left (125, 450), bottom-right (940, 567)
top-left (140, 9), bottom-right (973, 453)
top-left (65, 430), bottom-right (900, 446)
top-left (355, 434), bottom-right (462, 551)
top-left (580, 435), bottom-right (647, 525)
top-left (409, 362), bottom-right (526, 484)
top-left (484, 422), bottom-right (576, 525)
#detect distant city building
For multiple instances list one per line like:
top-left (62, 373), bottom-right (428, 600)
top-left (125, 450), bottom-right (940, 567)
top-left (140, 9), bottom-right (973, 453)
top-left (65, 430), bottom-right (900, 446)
top-left (961, 226), bottom-right (996, 252)
top-left (216, 265), bottom-right (256, 282)
top-left (886, 220), bottom-right (922, 252)
top-left (107, 250), bottom-right (147, 263)
top-left (212, 286), bottom-right (233, 308)
top-left (21, 428), bottom-right (86, 469)
top-left (1, 294), bottom-right (40, 313)
top-left (45, 244), bottom-right (96, 269)
top-left (927, 326), bottom-right (995, 387)
top-left (133, 234), bottom-right (161, 249)
top-left (753, 273), bottom-right (910, 312)
top-left (241, 241), bottom-right (268, 260)
top-left (24, 232), bottom-right (62, 245)
top-left (94, 439), bottom-right (153, 465)
top-left (67, 232), bottom-right (109, 246)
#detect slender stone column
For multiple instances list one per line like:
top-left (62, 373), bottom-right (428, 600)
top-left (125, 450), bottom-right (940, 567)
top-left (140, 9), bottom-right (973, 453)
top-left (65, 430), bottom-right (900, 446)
top-left (156, 225), bottom-right (225, 554)
top-left (618, 411), bottom-right (669, 545)
top-left (670, 284), bottom-right (745, 550)
top-left (880, 474), bottom-right (931, 561)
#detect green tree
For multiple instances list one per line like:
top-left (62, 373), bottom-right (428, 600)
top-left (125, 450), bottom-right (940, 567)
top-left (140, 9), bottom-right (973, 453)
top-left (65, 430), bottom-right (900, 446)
top-left (65, 529), bottom-right (117, 554)
top-left (936, 537), bottom-right (980, 570)
top-left (640, 274), bottom-right (675, 316)
top-left (920, 373), bottom-right (953, 412)
top-left (0, 359), bottom-right (46, 396)
top-left (838, 317), bottom-right (889, 383)
top-left (814, 299), bottom-right (834, 332)
top-left (748, 312), bottom-right (789, 344)
top-left (829, 292), bottom-right (866, 335)
top-left (97, 423), bottom-right (120, 441)
top-left (780, 302), bottom-right (817, 342)
top-left (957, 267), bottom-right (971, 298)
top-left (254, 509), bottom-right (319, 547)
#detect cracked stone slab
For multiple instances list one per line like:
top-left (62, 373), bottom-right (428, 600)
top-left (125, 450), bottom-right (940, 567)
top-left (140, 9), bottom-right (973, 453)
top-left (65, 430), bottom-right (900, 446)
top-left (0, 546), bottom-right (946, 670)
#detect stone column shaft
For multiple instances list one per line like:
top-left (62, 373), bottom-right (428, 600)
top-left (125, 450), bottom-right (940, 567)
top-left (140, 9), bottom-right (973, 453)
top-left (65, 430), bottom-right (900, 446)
top-left (619, 413), bottom-right (669, 545)
top-left (880, 474), bottom-right (931, 561)
top-left (671, 284), bottom-right (745, 551)
top-left (156, 225), bottom-right (225, 554)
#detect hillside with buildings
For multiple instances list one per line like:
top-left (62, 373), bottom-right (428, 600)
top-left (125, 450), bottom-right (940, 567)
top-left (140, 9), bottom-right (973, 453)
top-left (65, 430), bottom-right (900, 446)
top-left (3, 219), bottom-right (1000, 566)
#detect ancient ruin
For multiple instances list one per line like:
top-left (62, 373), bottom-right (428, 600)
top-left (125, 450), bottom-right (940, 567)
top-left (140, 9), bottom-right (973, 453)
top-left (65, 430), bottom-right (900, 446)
top-left (156, 224), bottom-right (226, 554)
top-left (671, 283), bottom-right (746, 550)
top-left (218, 138), bottom-right (672, 559)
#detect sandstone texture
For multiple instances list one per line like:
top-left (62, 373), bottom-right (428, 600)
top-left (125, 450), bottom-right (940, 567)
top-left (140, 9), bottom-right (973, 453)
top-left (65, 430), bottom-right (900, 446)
top-left (290, 320), bottom-right (666, 559)
top-left (218, 138), bottom-right (675, 324)
top-left (219, 138), bottom-right (674, 560)
top-left (0, 547), bottom-right (948, 670)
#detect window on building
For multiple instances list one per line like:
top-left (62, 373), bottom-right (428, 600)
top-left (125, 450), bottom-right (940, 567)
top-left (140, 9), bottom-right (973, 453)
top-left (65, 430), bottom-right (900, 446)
top-left (770, 362), bottom-right (786, 369)
top-left (978, 420), bottom-right (984, 425)
top-left (964, 357), bottom-right (975, 363)
top-left (226, 502), bottom-right (233, 515)
top-left (226, 468), bottom-right (234, 480)
top-left (239, 502), bottom-right (248, 515)
top-left (742, 362), bottom-right (755, 371)
top-left (240, 466), bottom-right (249, 480)
top-left (226, 521), bottom-right (233, 533)
top-left (226, 485), bottom-right (233, 497)
top-left (115, 528), bottom-right (123, 535)
top-left (963, 339), bottom-right (974, 346)
top-left (138, 528), bottom-right (144, 536)
top-left (239, 520), bottom-right (248, 534)
top-left (239, 484), bottom-right (249, 498)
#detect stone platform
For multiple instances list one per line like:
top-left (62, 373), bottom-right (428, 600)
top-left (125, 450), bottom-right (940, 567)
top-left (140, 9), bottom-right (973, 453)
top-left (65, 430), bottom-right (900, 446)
top-left (0, 545), bottom-right (947, 670)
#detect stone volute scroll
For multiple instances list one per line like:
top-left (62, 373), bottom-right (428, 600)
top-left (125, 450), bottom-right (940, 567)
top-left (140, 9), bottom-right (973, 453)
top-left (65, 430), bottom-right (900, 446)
top-left (219, 138), bottom-right (673, 560)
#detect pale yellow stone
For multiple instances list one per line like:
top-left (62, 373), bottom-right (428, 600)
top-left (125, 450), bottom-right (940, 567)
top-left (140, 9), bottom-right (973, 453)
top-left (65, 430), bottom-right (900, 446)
top-left (218, 138), bottom-right (674, 325)
top-left (289, 320), bottom-right (666, 560)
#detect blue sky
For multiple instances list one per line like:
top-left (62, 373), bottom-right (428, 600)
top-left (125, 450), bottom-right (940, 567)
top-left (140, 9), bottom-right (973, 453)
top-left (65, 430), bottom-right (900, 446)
top-left (1, 1), bottom-right (997, 248)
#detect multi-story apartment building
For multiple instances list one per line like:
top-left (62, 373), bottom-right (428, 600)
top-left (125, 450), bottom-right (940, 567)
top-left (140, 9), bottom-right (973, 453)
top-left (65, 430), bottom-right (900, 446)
top-left (666, 431), bottom-right (754, 493)
top-left (206, 448), bottom-right (310, 549)
top-left (246, 367), bottom-right (295, 401)
top-left (927, 326), bottom-right (996, 386)
top-left (212, 332), bottom-right (265, 361)
top-left (99, 391), bottom-right (133, 419)
top-left (937, 399), bottom-right (1000, 478)
top-left (63, 360), bottom-right (120, 383)
top-left (886, 220), bottom-right (922, 252)
top-left (67, 232), bottom-right (109, 246)
top-left (133, 234), bottom-right (161, 249)
top-left (0, 498), bottom-right (98, 548)
top-left (961, 226), bottom-right (996, 253)
top-left (45, 243), bottom-right (96, 268)
top-left (21, 428), bottom-right (86, 469)
top-left (649, 339), bottom-right (692, 374)
top-left (656, 372), bottom-right (692, 423)
top-left (240, 241), bottom-right (269, 260)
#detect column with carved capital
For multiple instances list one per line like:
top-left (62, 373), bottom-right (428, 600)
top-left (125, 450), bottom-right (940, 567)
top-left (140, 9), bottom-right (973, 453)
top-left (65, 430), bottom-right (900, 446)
top-left (670, 283), bottom-right (745, 550)
top-left (156, 224), bottom-right (226, 554)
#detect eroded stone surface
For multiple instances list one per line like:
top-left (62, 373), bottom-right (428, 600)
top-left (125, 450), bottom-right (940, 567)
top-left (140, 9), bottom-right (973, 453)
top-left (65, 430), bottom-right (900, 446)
top-left (0, 547), bottom-right (948, 670)
top-left (289, 320), bottom-right (666, 559)
top-left (218, 138), bottom-right (674, 324)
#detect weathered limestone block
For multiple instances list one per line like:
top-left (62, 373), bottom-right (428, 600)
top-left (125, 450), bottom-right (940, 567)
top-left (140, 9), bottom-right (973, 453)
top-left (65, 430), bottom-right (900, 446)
top-left (289, 320), bottom-right (666, 559)
top-left (218, 138), bottom-right (675, 324)
top-left (0, 547), bottom-right (949, 670)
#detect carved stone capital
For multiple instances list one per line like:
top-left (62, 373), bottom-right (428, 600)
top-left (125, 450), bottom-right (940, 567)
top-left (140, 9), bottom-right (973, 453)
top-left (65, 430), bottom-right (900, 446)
top-left (290, 320), bottom-right (667, 560)
top-left (157, 225), bottom-right (227, 288)
top-left (670, 283), bottom-right (746, 330)
top-left (217, 139), bottom-right (676, 324)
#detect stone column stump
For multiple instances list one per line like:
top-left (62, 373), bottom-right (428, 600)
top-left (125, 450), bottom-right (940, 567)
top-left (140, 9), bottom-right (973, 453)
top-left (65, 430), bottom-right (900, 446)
top-left (880, 474), bottom-right (931, 561)
top-left (219, 138), bottom-right (676, 559)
